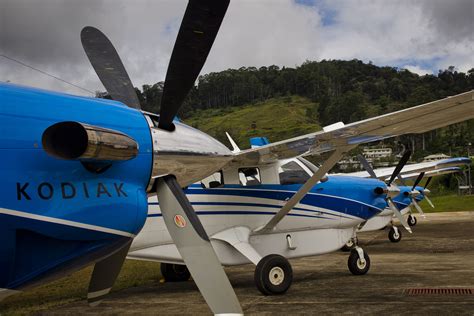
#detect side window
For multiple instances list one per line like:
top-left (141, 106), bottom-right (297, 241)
top-left (279, 161), bottom-right (310, 185)
top-left (238, 168), bottom-right (261, 186)
top-left (201, 171), bottom-right (224, 188)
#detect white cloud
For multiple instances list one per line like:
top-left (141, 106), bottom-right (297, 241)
top-left (1, 0), bottom-right (472, 96)
top-left (317, 0), bottom-right (473, 72)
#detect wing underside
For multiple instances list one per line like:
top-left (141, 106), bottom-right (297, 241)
top-left (229, 91), bottom-right (474, 166)
top-left (343, 157), bottom-right (472, 180)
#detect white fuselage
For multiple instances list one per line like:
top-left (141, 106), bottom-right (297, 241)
top-left (129, 157), bottom-right (386, 266)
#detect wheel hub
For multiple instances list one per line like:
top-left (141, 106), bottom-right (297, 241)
top-left (357, 258), bottom-right (367, 269)
top-left (269, 267), bottom-right (285, 285)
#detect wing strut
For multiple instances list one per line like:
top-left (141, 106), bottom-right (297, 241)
top-left (257, 148), bottom-right (350, 232)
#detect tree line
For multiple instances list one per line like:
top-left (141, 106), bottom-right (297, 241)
top-left (98, 59), bottom-right (474, 157)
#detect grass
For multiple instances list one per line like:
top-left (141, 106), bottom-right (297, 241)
top-left (0, 260), bottom-right (161, 316)
top-left (418, 194), bottom-right (474, 213)
top-left (184, 95), bottom-right (321, 149)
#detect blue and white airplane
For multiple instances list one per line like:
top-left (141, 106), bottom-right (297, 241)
top-left (1, 0), bottom-right (474, 314)
top-left (127, 139), bottom-right (469, 295)
top-left (130, 151), bottom-right (391, 295)
top-left (345, 156), bottom-right (471, 245)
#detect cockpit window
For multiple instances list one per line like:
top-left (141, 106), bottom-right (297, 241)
top-left (279, 161), bottom-right (311, 185)
top-left (239, 168), bottom-right (261, 186)
top-left (297, 157), bottom-right (320, 173)
top-left (201, 171), bottom-right (224, 188)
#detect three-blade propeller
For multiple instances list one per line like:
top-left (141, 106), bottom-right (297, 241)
top-left (409, 171), bottom-right (427, 217)
top-left (422, 177), bottom-right (435, 208)
top-left (81, 1), bottom-right (241, 314)
top-left (358, 151), bottom-right (413, 233)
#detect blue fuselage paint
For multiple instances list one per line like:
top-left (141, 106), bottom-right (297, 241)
top-left (393, 186), bottom-right (413, 208)
top-left (413, 186), bottom-right (427, 203)
top-left (150, 175), bottom-right (389, 221)
top-left (0, 83), bottom-right (153, 290)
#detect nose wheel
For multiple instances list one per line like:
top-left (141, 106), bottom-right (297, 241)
top-left (348, 247), bottom-right (370, 275)
top-left (388, 226), bottom-right (402, 242)
top-left (408, 215), bottom-right (417, 227)
top-left (160, 263), bottom-right (191, 282)
top-left (254, 254), bottom-right (293, 295)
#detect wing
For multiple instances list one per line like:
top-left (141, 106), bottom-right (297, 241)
top-left (400, 166), bottom-right (463, 181)
top-left (343, 157), bottom-right (472, 180)
top-left (229, 90), bottom-right (474, 166)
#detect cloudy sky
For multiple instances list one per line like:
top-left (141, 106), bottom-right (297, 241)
top-left (1, 0), bottom-right (472, 96)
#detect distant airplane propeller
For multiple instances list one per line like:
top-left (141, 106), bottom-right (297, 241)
top-left (410, 171), bottom-right (426, 218)
top-left (423, 177), bottom-right (435, 208)
top-left (357, 151), bottom-right (413, 233)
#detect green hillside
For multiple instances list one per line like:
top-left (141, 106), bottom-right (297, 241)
top-left (133, 60), bottom-right (473, 157)
top-left (184, 95), bottom-right (321, 149)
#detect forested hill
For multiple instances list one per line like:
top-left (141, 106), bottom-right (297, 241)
top-left (134, 59), bottom-right (474, 127)
top-left (104, 59), bottom-right (473, 158)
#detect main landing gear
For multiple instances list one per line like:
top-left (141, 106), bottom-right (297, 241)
top-left (254, 254), bottom-right (293, 295)
top-left (160, 263), bottom-right (191, 282)
top-left (388, 226), bottom-right (402, 242)
top-left (408, 214), bottom-right (417, 227)
top-left (348, 247), bottom-right (370, 275)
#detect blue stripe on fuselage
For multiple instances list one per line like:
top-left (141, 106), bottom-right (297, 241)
top-left (156, 176), bottom-right (387, 220)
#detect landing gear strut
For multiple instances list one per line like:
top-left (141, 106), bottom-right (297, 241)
top-left (388, 226), bottom-right (402, 242)
top-left (341, 236), bottom-right (358, 252)
top-left (254, 254), bottom-right (293, 295)
top-left (347, 247), bottom-right (370, 275)
top-left (408, 214), bottom-right (417, 227)
top-left (160, 263), bottom-right (191, 282)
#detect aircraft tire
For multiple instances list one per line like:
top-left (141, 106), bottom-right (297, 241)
top-left (408, 215), bottom-right (417, 227)
top-left (348, 249), bottom-right (370, 275)
top-left (388, 227), bottom-right (402, 242)
top-left (254, 254), bottom-right (292, 295)
top-left (160, 263), bottom-right (191, 282)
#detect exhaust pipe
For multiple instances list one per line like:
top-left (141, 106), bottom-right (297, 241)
top-left (42, 121), bottom-right (138, 161)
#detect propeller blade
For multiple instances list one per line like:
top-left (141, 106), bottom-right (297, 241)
top-left (81, 26), bottom-right (141, 109)
top-left (424, 195), bottom-right (435, 208)
top-left (424, 177), bottom-right (432, 188)
top-left (387, 198), bottom-right (412, 233)
top-left (87, 239), bottom-right (132, 306)
top-left (412, 172), bottom-right (425, 190)
top-left (387, 150), bottom-right (412, 186)
top-left (412, 198), bottom-right (426, 218)
top-left (158, 0), bottom-right (230, 131)
top-left (357, 154), bottom-right (377, 178)
top-left (156, 175), bottom-right (242, 314)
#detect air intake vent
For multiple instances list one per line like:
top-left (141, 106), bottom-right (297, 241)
top-left (405, 288), bottom-right (474, 296)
